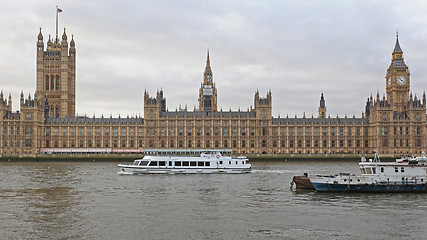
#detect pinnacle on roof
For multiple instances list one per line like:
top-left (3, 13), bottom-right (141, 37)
top-left (393, 32), bottom-right (403, 54)
top-left (205, 49), bottom-right (211, 72)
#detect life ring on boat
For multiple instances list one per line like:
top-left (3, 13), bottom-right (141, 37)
top-left (216, 155), bottom-right (220, 158)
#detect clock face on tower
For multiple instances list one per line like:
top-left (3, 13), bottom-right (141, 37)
top-left (397, 75), bottom-right (407, 85)
top-left (387, 77), bottom-right (391, 86)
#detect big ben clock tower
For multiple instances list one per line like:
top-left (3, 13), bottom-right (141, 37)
top-left (385, 34), bottom-right (410, 113)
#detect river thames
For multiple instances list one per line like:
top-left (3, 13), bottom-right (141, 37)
top-left (1, 161), bottom-right (426, 239)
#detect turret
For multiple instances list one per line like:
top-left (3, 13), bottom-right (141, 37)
top-left (318, 93), bottom-right (327, 118)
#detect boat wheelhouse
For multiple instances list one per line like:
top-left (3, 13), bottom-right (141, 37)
top-left (117, 151), bottom-right (251, 174)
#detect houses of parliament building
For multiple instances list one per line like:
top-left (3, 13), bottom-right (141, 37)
top-left (0, 27), bottom-right (426, 156)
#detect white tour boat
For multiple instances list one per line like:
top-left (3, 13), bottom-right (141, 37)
top-left (117, 151), bottom-right (251, 174)
top-left (309, 152), bottom-right (427, 192)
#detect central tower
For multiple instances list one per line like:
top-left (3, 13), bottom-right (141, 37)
top-left (198, 51), bottom-right (217, 112)
top-left (36, 28), bottom-right (76, 118)
top-left (385, 34), bottom-right (410, 113)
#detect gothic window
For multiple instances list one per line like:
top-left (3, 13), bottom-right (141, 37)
top-left (45, 75), bottom-right (49, 90)
top-left (289, 128), bottom-right (294, 136)
top-left (51, 75), bottom-right (54, 90)
top-left (55, 75), bottom-right (60, 90)
top-left (381, 127), bottom-right (388, 136)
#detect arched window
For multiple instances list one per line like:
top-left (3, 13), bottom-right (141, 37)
top-left (45, 75), bottom-right (49, 90)
top-left (55, 106), bottom-right (59, 118)
top-left (51, 75), bottom-right (54, 90)
top-left (55, 75), bottom-right (60, 90)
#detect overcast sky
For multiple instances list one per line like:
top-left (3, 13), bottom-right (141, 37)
top-left (1, 0), bottom-right (427, 118)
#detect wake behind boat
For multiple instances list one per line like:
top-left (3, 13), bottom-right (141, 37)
top-left (117, 151), bottom-right (251, 174)
top-left (309, 152), bottom-right (427, 192)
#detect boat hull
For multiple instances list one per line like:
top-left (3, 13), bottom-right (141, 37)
top-left (312, 182), bottom-right (427, 193)
top-left (292, 176), bottom-right (315, 190)
top-left (118, 165), bottom-right (251, 174)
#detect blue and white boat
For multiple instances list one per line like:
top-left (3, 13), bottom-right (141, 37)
top-left (309, 152), bottom-right (427, 192)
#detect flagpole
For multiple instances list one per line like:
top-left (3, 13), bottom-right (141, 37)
top-left (56, 5), bottom-right (58, 37)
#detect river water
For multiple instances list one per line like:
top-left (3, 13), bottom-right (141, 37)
top-left (0, 160), bottom-right (426, 240)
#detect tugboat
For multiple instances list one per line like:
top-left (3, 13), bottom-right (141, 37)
top-left (309, 152), bottom-right (427, 192)
top-left (118, 151), bottom-right (251, 174)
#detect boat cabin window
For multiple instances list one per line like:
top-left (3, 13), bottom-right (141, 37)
top-left (134, 161), bottom-right (140, 166)
top-left (395, 167), bottom-right (398, 173)
top-left (219, 161), bottom-right (223, 164)
top-left (236, 161), bottom-right (238, 164)
top-left (198, 162), bottom-right (204, 166)
top-left (372, 168), bottom-right (376, 174)
top-left (139, 161), bottom-right (149, 166)
top-left (380, 167), bottom-right (384, 173)
top-left (190, 161), bottom-right (197, 166)
top-left (149, 161), bottom-right (158, 166)
top-left (183, 162), bottom-right (189, 166)
top-left (168, 161), bottom-right (172, 166)
top-left (159, 161), bottom-right (166, 166)
top-left (401, 167), bottom-right (404, 173)
top-left (361, 168), bottom-right (366, 174)
top-left (205, 162), bottom-right (210, 167)
top-left (229, 161), bottom-right (231, 165)
top-left (366, 168), bottom-right (372, 174)
top-left (175, 161), bottom-right (182, 166)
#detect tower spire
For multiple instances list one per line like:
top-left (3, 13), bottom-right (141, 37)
top-left (205, 49), bottom-right (211, 72)
top-left (393, 32), bottom-right (403, 54)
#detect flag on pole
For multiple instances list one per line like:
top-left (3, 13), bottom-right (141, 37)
top-left (57, 8), bottom-right (63, 13)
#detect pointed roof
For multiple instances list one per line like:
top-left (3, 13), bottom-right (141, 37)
top-left (205, 50), bottom-right (211, 72)
top-left (320, 93), bottom-right (326, 108)
top-left (393, 33), bottom-right (403, 54)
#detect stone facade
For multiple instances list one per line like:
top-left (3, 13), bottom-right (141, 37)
top-left (0, 31), bottom-right (425, 155)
